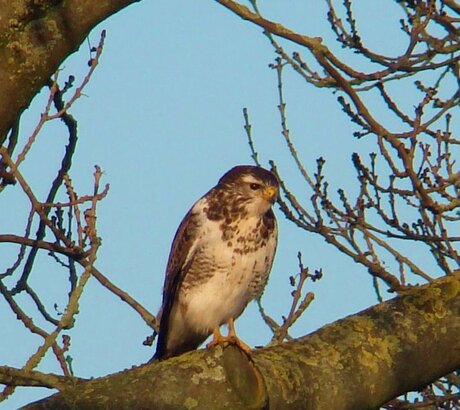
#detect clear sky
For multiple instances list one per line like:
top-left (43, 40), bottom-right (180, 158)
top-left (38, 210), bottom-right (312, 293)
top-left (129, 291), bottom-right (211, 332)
top-left (1, 1), bottom-right (451, 408)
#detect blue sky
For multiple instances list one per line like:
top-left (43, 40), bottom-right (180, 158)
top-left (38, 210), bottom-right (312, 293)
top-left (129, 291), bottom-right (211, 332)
top-left (1, 1), bottom-right (453, 408)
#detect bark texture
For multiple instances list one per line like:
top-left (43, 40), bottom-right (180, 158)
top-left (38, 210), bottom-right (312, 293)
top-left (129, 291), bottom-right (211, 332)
top-left (0, 0), bottom-right (141, 139)
top-left (22, 272), bottom-right (460, 409)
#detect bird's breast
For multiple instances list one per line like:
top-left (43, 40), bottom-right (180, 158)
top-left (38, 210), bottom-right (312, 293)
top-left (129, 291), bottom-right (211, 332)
top-left (179, 214), bottom-right (276, 333)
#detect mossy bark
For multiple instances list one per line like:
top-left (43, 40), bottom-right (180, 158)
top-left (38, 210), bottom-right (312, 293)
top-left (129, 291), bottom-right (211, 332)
top-left (0, 0), bottom-right (142, 139)
top-left (22, 273), bottom-right (460, 410)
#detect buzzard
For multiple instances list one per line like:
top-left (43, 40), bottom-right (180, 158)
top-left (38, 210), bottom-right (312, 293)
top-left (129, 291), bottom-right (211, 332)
top-left (154, 165), bottom-right (279, 360)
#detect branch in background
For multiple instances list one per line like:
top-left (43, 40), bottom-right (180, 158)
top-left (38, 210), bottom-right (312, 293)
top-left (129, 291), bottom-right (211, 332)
top-left (0, 366), bottom-right (86, 390)
top-left (271, 252), bottom-right (319, 343)
top-left (221, 2), bottom-right (459, 406)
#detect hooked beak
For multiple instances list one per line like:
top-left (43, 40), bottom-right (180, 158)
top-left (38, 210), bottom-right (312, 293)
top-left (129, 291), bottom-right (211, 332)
top-left (263, 185), bottom-right (278, 203)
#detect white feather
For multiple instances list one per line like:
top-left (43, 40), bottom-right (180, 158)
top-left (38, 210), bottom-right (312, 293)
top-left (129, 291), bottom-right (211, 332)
top-left (178, 197), bottom-right (276, 334)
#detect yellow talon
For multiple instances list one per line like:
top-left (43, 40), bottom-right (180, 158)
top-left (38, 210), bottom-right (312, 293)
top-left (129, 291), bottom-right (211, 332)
top-left (206, 318), bottom-right (252, 354)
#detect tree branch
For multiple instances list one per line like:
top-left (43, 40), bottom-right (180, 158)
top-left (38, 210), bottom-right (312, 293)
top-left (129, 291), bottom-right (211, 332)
top-left (20, 272), bottom-right (460, 409)
top-left (0, 0), bottom-right (142, 139)
top-left (0, 367), bottom-right (85, 390)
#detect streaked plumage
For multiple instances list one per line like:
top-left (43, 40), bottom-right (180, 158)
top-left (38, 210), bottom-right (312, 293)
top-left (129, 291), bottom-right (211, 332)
top-left (154, 165), bottom-right (279, 360)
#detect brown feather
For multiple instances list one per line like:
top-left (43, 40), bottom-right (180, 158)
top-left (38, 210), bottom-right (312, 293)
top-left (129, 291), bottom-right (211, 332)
top-left (154, 165), bottom-right (279, 360)
top-left (154, 210), bottom-right (200, 359)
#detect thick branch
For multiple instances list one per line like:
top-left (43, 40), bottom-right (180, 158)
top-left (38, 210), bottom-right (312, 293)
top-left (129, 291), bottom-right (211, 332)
top-left (21, 272), bottom-right (460, 409)
top-left (0, 0), bottom-right (142, 139)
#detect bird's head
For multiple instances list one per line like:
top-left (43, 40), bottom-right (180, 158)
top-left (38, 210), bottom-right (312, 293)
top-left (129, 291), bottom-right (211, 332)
top-left (218, 165), bottom-right (279, 216)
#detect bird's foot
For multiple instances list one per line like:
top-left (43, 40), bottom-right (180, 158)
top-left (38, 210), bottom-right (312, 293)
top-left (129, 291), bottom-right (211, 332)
top-left (206, 326), bottom-right (251, 354)
top-left (227, 335), bottom-right (252, 354)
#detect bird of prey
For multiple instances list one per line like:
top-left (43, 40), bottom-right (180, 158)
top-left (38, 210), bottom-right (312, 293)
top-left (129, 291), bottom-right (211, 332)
top-left (154, 165), bottom-right (279, 360)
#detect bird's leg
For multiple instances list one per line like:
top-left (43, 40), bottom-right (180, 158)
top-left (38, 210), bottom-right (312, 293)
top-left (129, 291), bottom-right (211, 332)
top-left (227, 317), bottom-right (237, 337)
top-left (227, 318), bottom-right (251, 354)
top-left (205, 319), bottom-right (251, 354)
top-left (206, 326), bottom-right (227, 349)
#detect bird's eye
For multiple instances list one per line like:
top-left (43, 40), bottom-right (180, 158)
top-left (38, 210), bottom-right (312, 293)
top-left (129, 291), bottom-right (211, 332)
top-left (249, 183), bottom-right (261, 190)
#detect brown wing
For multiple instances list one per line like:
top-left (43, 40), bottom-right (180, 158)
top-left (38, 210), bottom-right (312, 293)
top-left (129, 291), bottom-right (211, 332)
top-left (154, 206), bottom-right (201, 359)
